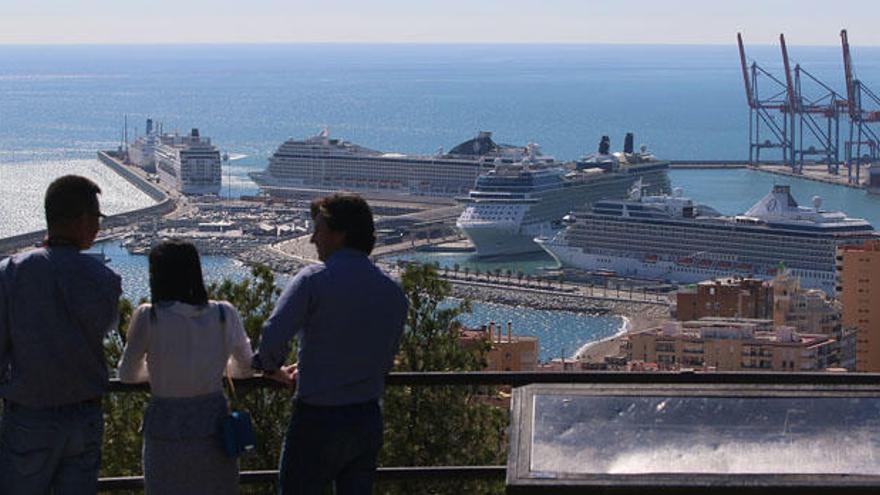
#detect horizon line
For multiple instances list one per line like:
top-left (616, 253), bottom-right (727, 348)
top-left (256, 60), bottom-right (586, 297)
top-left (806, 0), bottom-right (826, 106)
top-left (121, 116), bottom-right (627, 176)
top-left (0, 40), bottom-right (874, 48)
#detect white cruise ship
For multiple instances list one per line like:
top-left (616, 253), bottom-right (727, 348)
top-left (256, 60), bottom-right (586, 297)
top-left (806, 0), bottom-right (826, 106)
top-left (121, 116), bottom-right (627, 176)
top-left (129, 119), bottom-right (222, 195)
top-left (457, 134), bottom-right (670, 257)
top-left (536, 185), bottom-right (877, 295)
top-left (250, 129), bottom-right (550, 197)
top-left (128, 118), bottom-right (160, 172)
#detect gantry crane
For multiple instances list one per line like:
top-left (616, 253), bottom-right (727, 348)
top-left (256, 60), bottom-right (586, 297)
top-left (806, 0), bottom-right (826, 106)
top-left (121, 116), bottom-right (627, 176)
top-left (841, 29), bottom-right (880, 184)
top-left (780, 33), bottom-right (844, 174)
top-left (738, 33), bottom-right (793, 165)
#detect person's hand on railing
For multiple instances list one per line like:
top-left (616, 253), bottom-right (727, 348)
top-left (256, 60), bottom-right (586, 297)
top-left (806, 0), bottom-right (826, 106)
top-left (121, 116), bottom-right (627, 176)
top-left (264, 363), bottom-right (297, 391)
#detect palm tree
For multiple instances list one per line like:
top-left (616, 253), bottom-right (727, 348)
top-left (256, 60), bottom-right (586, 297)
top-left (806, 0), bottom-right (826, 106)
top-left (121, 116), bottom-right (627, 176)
top-left (453, 263), bottom-right (460, 278)
top-left (463, 266), bottom-right (470, 279)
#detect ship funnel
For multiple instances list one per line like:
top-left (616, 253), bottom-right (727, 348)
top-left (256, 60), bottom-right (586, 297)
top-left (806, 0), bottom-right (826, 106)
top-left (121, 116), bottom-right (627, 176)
top-left (191, 128), bottom-right (200, 138)
top-left (624, 133), bottom-right (634, 154)
top-left (527, 142), bottom-right (539, 161)
top-left (146, 118), bottom-right (153, 135)
top-left (598, 135), bottom-right (611, 154)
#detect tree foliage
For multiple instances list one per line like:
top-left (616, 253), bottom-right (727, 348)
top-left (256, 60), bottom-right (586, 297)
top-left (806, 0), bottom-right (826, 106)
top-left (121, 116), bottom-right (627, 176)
top-left (379, 264), bottom-right (507, 494)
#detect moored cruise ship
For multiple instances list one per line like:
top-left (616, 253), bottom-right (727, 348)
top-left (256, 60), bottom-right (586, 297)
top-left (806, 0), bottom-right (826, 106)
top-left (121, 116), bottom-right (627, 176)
top-left (249, 129), bottom-right (550, 197)
top-left (457, 134), bottom-right (670, 257)
top-left (536, 185), bottom-right (877, 295)
top-left (129, 119), bottom-right (222, 195)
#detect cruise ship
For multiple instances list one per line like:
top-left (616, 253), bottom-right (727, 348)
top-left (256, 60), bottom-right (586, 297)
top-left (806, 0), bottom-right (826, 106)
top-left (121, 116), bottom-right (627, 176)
top-left (249, 129), bottom-right (550, 197)
top-left (129, 119), bottom-right (222, 195)
top-left (128, 119), bottom-right (160, 173)
top-left (536, 185), bottom-right (877, 295)
top-left (456, 134), bottom-right (670, 257)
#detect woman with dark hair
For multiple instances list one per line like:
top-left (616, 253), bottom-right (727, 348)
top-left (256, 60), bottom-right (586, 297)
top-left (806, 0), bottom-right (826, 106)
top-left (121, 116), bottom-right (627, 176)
top-left (118, 240), bottom-right (253, 494)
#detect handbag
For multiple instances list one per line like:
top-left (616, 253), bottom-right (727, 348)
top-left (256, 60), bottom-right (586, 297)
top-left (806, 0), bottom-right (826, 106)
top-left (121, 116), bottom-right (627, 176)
top-left (218, 304), bottom-right (257, 458)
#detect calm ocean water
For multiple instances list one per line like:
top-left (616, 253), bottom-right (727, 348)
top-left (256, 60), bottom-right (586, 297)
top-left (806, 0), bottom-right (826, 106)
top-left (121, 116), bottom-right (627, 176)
top-left (4, 44), bottom-right (880, 359)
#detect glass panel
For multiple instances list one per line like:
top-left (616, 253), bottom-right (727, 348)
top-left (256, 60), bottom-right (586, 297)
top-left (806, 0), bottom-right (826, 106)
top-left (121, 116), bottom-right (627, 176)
top-left (530, 394), bottom-right (880, 476)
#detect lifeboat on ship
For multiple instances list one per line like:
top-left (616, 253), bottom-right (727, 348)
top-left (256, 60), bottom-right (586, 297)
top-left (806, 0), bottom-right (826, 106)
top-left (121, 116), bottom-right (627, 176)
top-left (698, 259), bottom-right (713, 268)
top-left (644, 254), bottom-right (658, 264)
top-left (678, 257), bottom-right (694, 266)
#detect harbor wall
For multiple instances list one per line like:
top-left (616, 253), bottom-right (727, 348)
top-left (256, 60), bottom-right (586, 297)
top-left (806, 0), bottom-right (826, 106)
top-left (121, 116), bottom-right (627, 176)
top-left (0, 198), bottom-right (175, 255)
top-left (0, 153), bottom-right (175, 255)
top-left (96, 151), bottom-right (167, 202)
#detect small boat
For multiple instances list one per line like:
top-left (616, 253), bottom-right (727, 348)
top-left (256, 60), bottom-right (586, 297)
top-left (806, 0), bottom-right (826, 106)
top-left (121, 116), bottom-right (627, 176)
top-left (678, 257), bottom-right (694, 266)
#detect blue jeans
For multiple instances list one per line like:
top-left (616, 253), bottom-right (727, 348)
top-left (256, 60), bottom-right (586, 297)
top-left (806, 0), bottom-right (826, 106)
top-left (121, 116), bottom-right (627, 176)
top-left (0, 399), bottom-right (103, 495)
top-left (278, 399), bottom-right (383, 495)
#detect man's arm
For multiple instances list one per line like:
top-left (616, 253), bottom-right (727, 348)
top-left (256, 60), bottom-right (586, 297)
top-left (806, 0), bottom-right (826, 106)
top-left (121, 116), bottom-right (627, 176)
top-left (252, 269), bottom-right (312, 373)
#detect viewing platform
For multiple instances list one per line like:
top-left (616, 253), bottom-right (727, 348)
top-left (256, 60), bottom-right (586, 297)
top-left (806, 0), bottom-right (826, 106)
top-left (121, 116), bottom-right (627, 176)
top-left (98, 371), bottom-right (880, 494)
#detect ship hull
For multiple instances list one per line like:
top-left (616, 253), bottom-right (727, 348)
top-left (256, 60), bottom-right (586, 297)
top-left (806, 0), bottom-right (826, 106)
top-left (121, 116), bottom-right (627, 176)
top-left (456, 222), bottom-right (549, 257)
top-left (537, 240), bottom-right (836, 295)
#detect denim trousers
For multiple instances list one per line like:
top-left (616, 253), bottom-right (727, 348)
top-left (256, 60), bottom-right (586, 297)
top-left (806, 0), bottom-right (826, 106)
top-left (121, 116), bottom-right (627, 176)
top-left (0, 399), bottom-right (103, 495)
top-left (278, 399), bottom-right (383, 495)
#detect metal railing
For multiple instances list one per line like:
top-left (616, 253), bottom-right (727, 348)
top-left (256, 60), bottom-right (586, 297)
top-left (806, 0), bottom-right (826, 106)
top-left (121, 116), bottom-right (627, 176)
top-left (97, 371), bottom-right (880, 491)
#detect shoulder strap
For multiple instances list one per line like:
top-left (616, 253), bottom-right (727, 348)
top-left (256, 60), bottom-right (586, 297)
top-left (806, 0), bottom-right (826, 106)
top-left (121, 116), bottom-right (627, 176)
top-left (218, 302), bottom-right (238, 404)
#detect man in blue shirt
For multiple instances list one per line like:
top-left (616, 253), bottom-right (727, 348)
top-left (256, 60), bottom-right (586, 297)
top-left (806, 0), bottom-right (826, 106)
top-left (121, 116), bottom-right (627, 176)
top-left (0, 175), bottom-right (122, 494)
top-left (253, 194), bottom-right (408, 495)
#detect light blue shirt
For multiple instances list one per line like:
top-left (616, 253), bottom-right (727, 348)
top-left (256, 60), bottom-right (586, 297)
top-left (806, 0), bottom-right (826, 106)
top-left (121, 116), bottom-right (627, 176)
top-left (253, 248), bottom-right (407, 406)
top-left (0, 246), bottom-right (121, 407)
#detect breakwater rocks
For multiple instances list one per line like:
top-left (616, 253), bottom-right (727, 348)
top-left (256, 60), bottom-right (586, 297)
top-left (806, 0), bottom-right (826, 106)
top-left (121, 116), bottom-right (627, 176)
top-left (450, 282), bottom-right (670, 319)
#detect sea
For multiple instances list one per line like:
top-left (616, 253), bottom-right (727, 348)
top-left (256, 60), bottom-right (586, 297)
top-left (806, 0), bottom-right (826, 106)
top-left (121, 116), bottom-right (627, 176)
top-left (2, 43), bottom-right (880, 360)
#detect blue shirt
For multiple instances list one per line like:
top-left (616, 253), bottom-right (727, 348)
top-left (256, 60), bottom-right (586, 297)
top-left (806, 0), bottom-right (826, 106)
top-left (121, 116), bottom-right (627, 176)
top-left (0, 246), bottom-right (121, 407)
top-left (253, 248), bottom-right (407, 406)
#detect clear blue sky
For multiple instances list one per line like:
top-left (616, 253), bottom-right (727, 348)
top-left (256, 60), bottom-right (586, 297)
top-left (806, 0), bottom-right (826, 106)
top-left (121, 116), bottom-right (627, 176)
top-left (0, 0), bottom-right (877, 45)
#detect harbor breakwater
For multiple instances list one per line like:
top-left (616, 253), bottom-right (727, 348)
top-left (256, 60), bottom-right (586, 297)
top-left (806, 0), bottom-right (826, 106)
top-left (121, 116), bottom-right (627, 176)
top-left (0, 153), bottom-right (173, 255)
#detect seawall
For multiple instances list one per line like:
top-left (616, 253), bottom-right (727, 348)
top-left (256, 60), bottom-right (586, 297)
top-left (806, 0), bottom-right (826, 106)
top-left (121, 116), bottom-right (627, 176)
top-left (0, 153), bottom-right (175, 255)
top-left (96, 151), bottom-right (167, 202)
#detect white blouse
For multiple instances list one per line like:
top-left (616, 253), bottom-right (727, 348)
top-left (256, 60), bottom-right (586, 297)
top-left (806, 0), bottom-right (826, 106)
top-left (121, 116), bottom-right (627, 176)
top-left (117, 300), bottom-right (254, 398)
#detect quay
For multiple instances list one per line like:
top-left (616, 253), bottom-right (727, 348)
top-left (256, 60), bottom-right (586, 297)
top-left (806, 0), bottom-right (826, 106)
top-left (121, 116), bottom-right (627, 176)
top-left (669, 160), bottom-right (748, 169)
top-left (751, 162), bottom-right (872, 189)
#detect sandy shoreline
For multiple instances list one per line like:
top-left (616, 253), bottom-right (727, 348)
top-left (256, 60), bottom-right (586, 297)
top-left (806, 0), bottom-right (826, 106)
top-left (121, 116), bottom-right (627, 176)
top-left (575, 313), bottom-right (664, 364)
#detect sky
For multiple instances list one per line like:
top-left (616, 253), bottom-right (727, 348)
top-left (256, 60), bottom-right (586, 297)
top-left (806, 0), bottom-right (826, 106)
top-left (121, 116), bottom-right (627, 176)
top-left (0, 0), bottom-right (878, 45)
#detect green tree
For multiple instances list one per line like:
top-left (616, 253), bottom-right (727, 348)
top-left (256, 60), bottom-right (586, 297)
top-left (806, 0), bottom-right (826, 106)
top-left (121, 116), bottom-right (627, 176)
top-left (379, 264), bottom-right (507, 494)
top-left (101, 298), bottom-right (149, 478)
